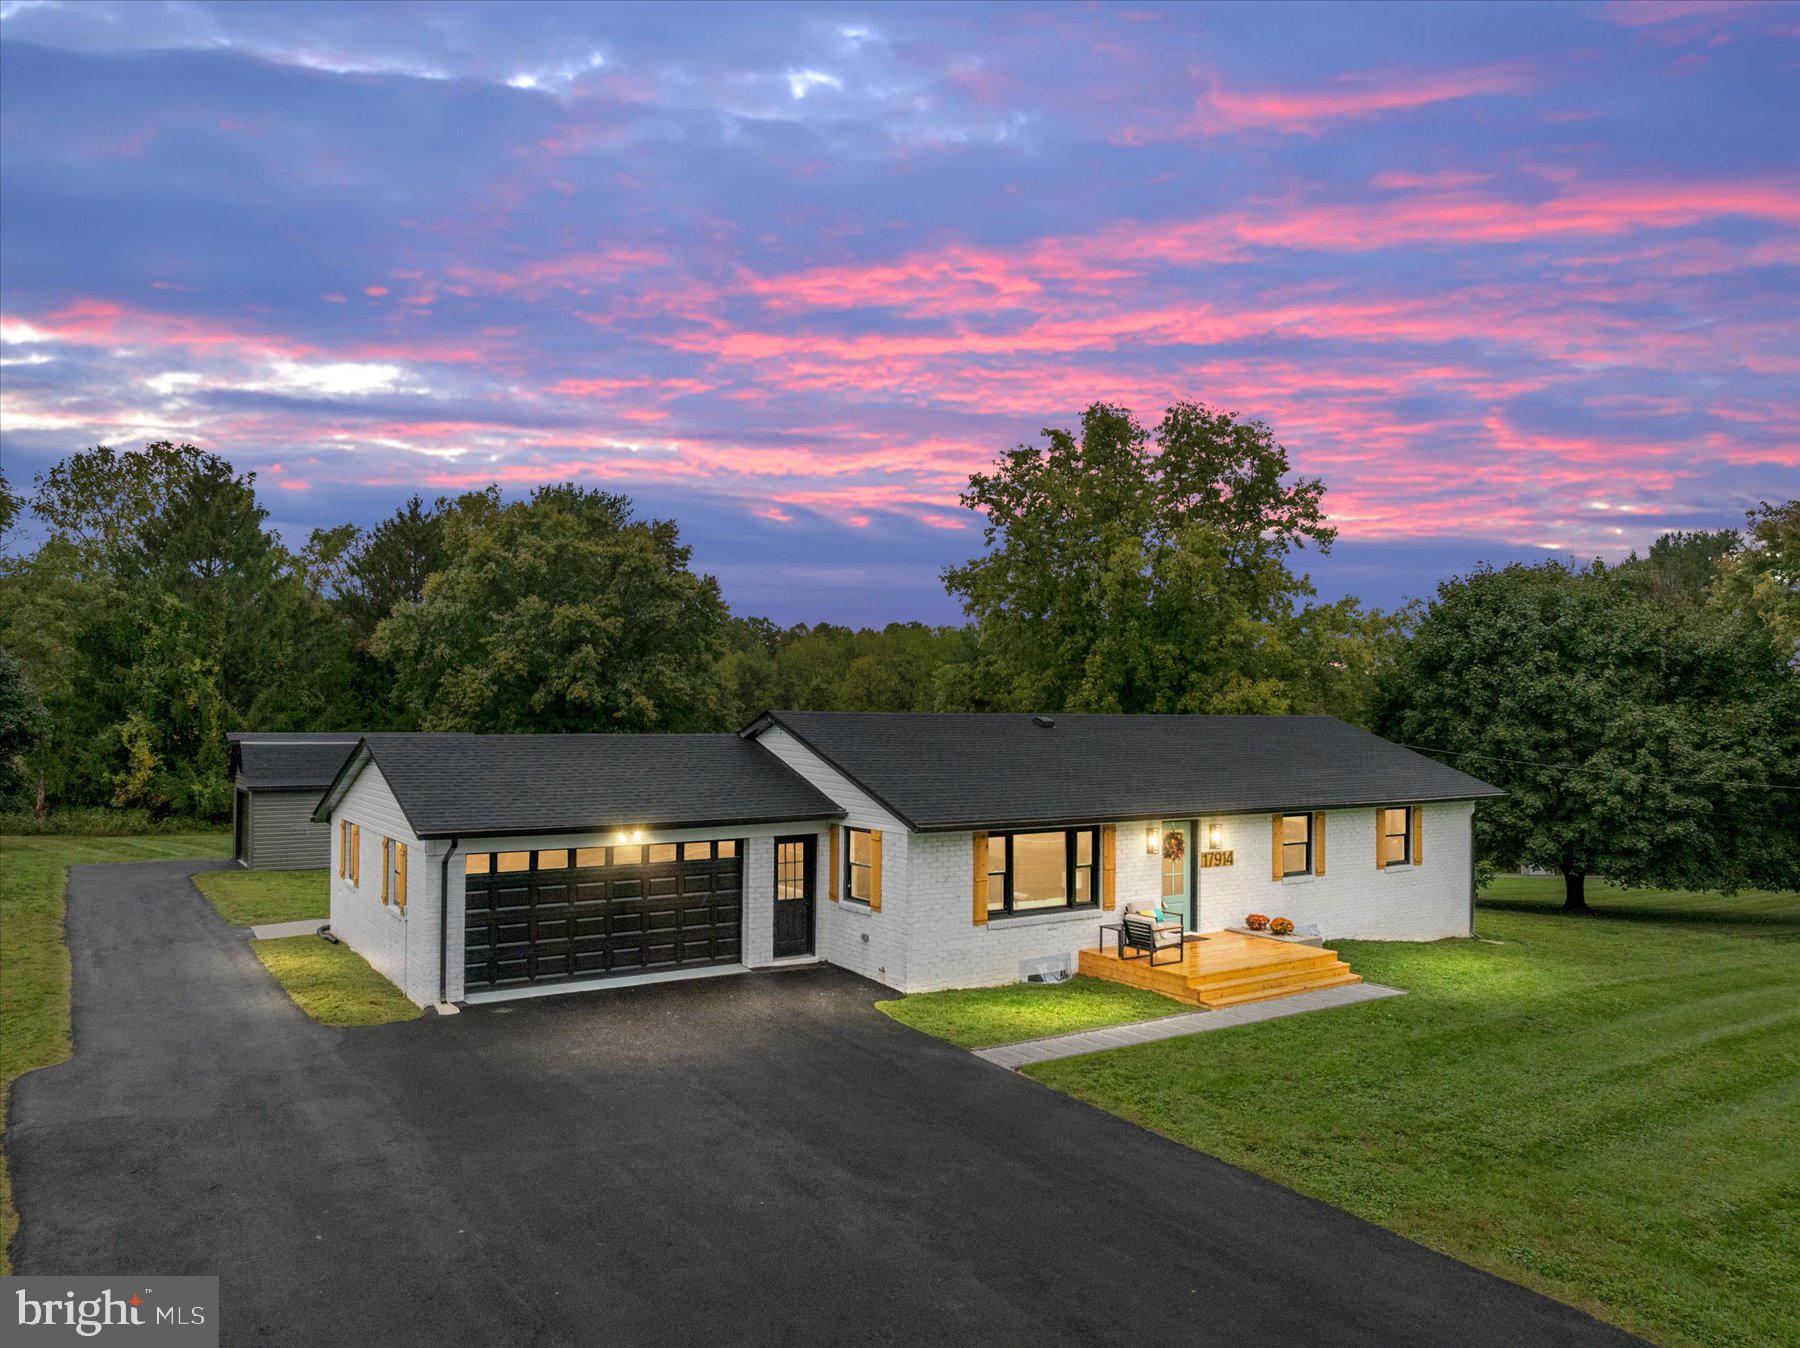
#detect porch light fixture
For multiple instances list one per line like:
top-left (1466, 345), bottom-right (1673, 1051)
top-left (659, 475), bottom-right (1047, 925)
top-left (1145, 826), bottom-right (1160, 854)
top-left (1207, 823), bottom-right (1222, 849)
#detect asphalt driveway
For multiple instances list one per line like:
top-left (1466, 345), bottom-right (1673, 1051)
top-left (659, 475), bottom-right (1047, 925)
top-left (8, 860), bottom-right (1637, 1346)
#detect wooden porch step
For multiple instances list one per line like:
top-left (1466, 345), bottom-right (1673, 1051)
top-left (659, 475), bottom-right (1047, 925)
top-left (1198, 969), bottom-right (1363, 1009)
top-left (1186, 950), bottom-right (1344, 990)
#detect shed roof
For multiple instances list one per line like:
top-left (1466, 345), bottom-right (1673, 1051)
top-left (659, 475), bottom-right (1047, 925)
top-left (313, 732), bottom-right (845, 839)
top-left (743, 711), bottom-right (1502, 832)
top-left (232, 734), bottom-right (363, 792)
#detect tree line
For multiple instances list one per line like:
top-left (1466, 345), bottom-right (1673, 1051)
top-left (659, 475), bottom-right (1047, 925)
top-left (1, 401), bottom-right (1794, 907)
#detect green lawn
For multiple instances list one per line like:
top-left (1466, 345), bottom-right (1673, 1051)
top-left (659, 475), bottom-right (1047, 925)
top-left (1016, 878), bottom-right (1798, 1348)
top-left (879, 975), bottom-right (1183, 1048)
top-left (251, 935), bottom-right (421, 1027)
top-left (192, 867), bottom-right (328, 926)
top-left (0, 832), bottom-right (229, 1274)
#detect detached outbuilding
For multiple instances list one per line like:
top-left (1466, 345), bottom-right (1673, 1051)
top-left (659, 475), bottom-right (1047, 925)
top-left (228, 732), bottom-right (362, 870)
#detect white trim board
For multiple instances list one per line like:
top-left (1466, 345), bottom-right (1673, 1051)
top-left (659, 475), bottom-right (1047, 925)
top-left (460, 962), bottom-right (751, 1005)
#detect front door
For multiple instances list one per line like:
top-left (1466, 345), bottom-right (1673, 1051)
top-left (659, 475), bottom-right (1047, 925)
top-left (773, 835), bottom-right (816, 958)
top-left (233, 789), bottom-right (249, 864)
top-left (1160, 821), bottom-right (1193, 931)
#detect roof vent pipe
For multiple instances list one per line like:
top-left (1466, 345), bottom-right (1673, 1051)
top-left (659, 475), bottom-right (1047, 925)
top-left (1033, 715), bottom-right (1056, 728)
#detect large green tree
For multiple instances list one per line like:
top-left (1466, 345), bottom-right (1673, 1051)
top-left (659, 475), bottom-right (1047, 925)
top-left (1374, 554), bottom-right (1800, 911)
top-left (1, 444), bottom-right (358, 816)
top-left (373, 485), bottom-right (733, 732)
top-left (940, 401), bottom-right (1391, 719)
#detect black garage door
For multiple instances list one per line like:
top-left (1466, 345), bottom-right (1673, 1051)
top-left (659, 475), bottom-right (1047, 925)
top-left (464, 840), bottom-right (742, 992)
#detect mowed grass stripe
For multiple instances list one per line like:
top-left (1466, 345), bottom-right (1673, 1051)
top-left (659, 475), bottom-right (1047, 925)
top-left (1026, 881), bottom-right (1798, 1347)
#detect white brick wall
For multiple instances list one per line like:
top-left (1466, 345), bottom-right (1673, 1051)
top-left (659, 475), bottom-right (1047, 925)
top-left (753, 725), bottom-right (914, 988)
top-left (1193, 802), bottom-right (1472, 941)
top-left (327, 763), bottom-right (443, 1007)
top-left (896, 821), bottom-right (1165, 993)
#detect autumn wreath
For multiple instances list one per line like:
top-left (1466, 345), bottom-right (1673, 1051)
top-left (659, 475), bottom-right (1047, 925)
top-left (1162, 830), bottom-right (1187, 862)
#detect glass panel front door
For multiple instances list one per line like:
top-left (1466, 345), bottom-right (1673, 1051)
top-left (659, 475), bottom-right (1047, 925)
top-left (1160, 821), bottom-right (1192, 929)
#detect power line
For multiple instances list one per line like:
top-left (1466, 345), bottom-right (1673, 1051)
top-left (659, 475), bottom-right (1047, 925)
top-left (1395, 742), bottom-right (1800, 793)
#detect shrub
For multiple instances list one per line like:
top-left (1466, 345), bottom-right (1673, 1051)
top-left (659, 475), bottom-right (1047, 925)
top-left (1269, 916), bottom-right (1295, 936)
top-left (1245, 913), bottom-right (1269, 930)
top-left (0, 807), bottom-right (221, 836)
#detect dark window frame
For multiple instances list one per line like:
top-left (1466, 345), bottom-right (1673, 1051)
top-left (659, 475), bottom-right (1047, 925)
top-left (844, 826), bottom-right (874, 905)
top-left (985, 827), bottom-right (1103, 918)
top-left (1382, 807), bottom-right (1413, 867)
top-left (1281, 813), bottom-right (1313, 878)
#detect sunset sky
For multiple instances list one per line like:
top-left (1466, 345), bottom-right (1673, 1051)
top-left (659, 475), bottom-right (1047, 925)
top-left (2, 0), bottom-right (1795, 622)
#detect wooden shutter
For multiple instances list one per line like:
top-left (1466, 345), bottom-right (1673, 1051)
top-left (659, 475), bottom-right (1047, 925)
top-left (1313, 813), bottom-right (1326, 877)
top-left (381, 837), bottom-right (391, 904)
top-left (351, 824), bottom-right (360, 884)
top-left (1271, 815), bottom-right (1284, 881)
top-left (1411, 807), bottom-right (1423, 866)
top-left (339, 821), bottom-right (347, 878)
top-left (1376, 809), bottom-right (1386, 869)
top-left (972, 831), bottom-right (989, 925)
top-left (828, 824), bottom-right (840, 902)
top-left (397, 843), bottom-right (408, 911)
top-left (869, 830), bottom-right (883, 912)
top-left (1102, 824), bottom-right (1117, 910)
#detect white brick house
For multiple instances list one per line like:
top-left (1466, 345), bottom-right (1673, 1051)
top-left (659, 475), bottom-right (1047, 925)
top-left (312, 713), bottom-right (1500, 1007)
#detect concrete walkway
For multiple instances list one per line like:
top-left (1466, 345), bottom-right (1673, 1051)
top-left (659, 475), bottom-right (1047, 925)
top-left (249, 917), bottom-right (329, 940)
top-left (975, 981), bottom-right (1405, 1069)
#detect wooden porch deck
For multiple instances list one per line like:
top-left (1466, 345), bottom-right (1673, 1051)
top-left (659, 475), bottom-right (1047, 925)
top-left (1077, 929), bottom-right (1361, 1009)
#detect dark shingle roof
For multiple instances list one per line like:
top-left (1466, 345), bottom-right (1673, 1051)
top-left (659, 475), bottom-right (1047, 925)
top-left (746, 711), bottom-right (1502, 831)
top-left (315, 733), bottom-right (845, 838)
top-left (232, 735), bottom-right (363, 791)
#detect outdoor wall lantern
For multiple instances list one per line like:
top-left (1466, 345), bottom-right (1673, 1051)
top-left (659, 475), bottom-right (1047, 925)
top-left (1145, 826), bottom-right (1160, 854)
top-left (1207, 822), bottom-right (1223, 849)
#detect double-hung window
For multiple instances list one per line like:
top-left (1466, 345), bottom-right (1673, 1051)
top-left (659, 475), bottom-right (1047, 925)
top-left (381, 838), bottom-right (408, 911)
top-left (1381, 807), bottom-right (1413, 867)
top-left (984, 828), bottom-right (1100, 917)
top-left (1280, 813), bottom-right (1313, 877)
top-left (845, 827), bottom-right (875, 904)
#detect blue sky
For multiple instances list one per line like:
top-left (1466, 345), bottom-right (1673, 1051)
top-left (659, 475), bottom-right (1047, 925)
top-left (2, 0), bottom-right (1795, 622)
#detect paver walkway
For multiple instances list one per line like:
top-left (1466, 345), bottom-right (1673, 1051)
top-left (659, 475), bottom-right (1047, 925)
top-left (248, 917), bottom-right (328, 939)
top-left (975, 981), bottom-right (1405, 1068)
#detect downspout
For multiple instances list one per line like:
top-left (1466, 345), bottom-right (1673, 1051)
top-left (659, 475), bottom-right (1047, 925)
top-left (1468, 841), bottom-right (1477, 938)
top-left (439, 836), bottom-right (460, 1007)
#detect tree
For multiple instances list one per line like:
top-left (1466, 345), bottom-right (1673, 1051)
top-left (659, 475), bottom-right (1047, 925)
top-left (1374, 558), bottom-right (1800, 911)
top-left (1711, 499), bottom-right (1799, 664)
top-left (0, 647), bottom-right (47, 811)
top-left (373, 486), bottom-right (733, 732)
top-left (0, 465), bottom-right (21, 542)
top-left (338, 490), bottom-right (501, 642)
top-left (1622, 528), bottom-right (1739, 609)
top-left (4, 443), bottom-right (359, 816)
top-left (941, 401), bottom-right (1383, 719)
top-left (30, 441), bottom-right (208, 568)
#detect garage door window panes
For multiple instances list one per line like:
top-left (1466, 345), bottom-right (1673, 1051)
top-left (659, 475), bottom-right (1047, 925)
top-left (463, 838), bottom-right (746, 991)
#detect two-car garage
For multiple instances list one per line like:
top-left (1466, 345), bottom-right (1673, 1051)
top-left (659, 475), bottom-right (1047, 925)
top-left (313, 731), bottom-right (846, 1007)
top-left (463, 840), bottom-right (744, 992)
